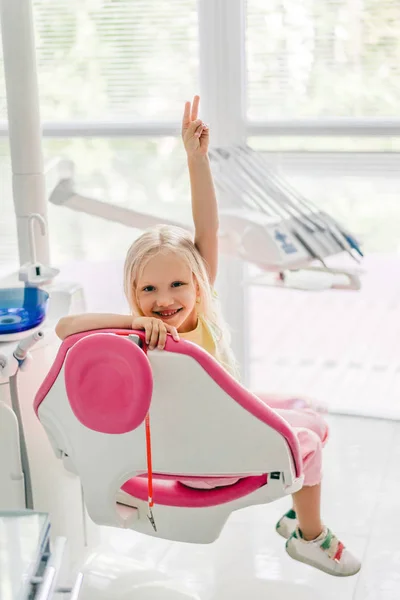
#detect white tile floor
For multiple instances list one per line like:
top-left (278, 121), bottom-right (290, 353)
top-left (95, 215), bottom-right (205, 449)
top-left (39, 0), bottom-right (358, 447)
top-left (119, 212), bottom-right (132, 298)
top-left (84, 414), bottom-right (400, 599)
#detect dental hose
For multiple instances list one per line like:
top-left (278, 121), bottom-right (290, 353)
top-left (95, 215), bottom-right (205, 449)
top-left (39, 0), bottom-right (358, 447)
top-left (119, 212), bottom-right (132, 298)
top-left (9, 330), bottom-right (44, 510)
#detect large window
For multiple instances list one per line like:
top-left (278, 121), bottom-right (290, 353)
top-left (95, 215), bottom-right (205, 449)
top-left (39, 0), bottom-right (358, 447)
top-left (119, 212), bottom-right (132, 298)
top-left (33, 0), bottom-right (199, 121)
top-left (1, 0), bottom-right (198, 272)
top-left (28, 0), bottom-right (198, 264)
top-left (2, 0), bottom-right (398, 269)
top-left (246, 0), bottom-right (400, 119)
top-left (246, 0), bottom-right (400, 254)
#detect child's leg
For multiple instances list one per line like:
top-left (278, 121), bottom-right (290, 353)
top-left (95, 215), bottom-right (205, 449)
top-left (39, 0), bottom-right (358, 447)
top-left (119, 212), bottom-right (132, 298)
top-left (256, 392), bottom-right (328, 415)
top-left (292, 483), bottom-right (323, 540)
top-left (291, 427), bottom-right (324, 537)
top-left (281, 427), bottom-right (360, 576)
top-left (275, 408), bottom-right (329, 446)
top-left (276, 423), bottom-right (325, 538)
top-left (287, 478), bottom-right (360, 576)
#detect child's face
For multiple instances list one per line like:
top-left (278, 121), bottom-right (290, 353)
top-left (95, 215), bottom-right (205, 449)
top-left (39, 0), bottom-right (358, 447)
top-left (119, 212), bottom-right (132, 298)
top-left (136, 251), bottom-right (199, 332)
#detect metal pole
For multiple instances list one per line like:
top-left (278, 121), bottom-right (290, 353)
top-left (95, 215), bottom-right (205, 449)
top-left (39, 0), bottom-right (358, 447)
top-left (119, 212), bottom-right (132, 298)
top-left (198, 0), bottom-right (249, 382)
top-left (0, 0), bottom-right (49, 266)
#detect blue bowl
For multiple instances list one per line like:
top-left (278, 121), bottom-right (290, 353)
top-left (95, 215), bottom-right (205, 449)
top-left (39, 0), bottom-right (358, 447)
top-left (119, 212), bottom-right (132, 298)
top-left (0, 287), bottom-right (49, 335)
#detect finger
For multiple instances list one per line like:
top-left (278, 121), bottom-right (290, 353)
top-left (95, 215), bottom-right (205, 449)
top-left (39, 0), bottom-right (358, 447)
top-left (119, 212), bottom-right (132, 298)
top-left (188, 119), bottom-right (202, 138)
top-left (158, 325), bottom-right (167, 349)
top-left (182, 101), bottom-right (191, 130)
top-left (187, 118), bottom-right (202, 135)
top-left (191, 95), bottom-right (200, 121)
top-left (197, 121), bottom-right (209, 138)
top-left (166, 325), bottom-right (179, 341)
top-left (144, 324), bottom-right (152, 345)
top-left (200, 126), bottom-right (209, 144)
top-left (149, 322), bottom-right (160, 350)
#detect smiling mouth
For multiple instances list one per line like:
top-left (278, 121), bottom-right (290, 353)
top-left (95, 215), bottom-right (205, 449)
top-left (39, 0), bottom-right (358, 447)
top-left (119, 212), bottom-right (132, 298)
top-left (153, 308), bottom-right (183, 318)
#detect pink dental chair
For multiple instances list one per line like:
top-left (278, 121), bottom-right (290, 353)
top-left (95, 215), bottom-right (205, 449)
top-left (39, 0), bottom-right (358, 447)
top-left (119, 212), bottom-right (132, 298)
top-left (34, 330), bottom-right (304, 544)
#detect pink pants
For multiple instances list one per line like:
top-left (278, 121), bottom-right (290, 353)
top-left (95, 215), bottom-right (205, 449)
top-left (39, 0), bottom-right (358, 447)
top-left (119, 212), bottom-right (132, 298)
top-left (259, 395), bottom-right (329, 487)
top-left (180, 395), bottom-right (328, 490)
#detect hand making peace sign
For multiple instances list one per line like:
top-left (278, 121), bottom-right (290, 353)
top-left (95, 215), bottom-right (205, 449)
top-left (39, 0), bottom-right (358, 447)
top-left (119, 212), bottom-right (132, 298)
top-left (181, 95), bottom-right (209, 157)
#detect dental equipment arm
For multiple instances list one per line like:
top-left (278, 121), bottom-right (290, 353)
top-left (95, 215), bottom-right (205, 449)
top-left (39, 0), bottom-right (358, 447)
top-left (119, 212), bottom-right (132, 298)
top-left (47, 150), bottom-right (363, 291)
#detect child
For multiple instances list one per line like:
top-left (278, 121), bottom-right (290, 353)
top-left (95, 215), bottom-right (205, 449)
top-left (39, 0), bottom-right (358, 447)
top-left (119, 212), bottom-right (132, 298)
top-left (56, 96), bottom-right (361, 577)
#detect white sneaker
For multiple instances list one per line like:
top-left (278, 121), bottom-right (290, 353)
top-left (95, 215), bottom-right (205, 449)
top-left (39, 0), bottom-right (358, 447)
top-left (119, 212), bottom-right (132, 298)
top-left (276, 509), bottom-right (298, 539)
top-left (286, 527), bottom-right (361, 577)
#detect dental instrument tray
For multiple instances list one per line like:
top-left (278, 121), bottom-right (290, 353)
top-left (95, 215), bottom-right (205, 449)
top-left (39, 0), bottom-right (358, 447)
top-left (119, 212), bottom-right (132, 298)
top-left (209, 144), bottom-right (363, 289)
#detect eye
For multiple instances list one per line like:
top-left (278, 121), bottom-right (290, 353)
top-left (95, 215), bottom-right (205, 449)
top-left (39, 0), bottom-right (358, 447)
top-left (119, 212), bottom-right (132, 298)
top-left (142, 285), bottom-right (155, 292)
top-left (171, 281), bottom-right (185, 288)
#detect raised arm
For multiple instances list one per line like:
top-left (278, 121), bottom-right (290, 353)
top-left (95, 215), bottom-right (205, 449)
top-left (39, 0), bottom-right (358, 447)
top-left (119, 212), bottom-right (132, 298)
top-left (182, 96), bottom-right (218, 285)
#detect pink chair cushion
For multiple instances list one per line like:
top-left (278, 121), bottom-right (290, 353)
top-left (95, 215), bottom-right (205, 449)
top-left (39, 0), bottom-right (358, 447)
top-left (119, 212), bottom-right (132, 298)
top-left (34, 329), bottom-right (302, 479)
top-left (34, 330), bottom-right (146, 416)
top-left (178, 477), bottom-right (240, 489)
top-left (121, 473), bottom-right (268, 508)
top-left (64, 333), bottom-right (152, 434)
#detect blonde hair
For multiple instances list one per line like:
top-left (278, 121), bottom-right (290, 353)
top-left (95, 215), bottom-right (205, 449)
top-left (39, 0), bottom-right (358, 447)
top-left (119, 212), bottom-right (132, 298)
top-left (123, 224), bottom-right (239, 378)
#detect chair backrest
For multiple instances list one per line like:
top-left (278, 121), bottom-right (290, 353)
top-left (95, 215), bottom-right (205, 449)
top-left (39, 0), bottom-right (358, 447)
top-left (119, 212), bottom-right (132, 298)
top-left (34, 330), bottom-right (302, 533)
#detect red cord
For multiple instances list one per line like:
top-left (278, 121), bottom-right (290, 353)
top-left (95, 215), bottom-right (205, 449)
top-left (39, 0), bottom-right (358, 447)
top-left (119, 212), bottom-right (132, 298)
top-left (145, 413), bottom-right (154, 508)
top-left (141, 338), bottom-right (154, 516)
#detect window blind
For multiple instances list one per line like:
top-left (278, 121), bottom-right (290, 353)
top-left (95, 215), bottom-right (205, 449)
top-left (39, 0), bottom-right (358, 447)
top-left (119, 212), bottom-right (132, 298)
top-left (246, 0), bottom-right (400, 120)
top-left (32, 0), bottom-right (199, 121)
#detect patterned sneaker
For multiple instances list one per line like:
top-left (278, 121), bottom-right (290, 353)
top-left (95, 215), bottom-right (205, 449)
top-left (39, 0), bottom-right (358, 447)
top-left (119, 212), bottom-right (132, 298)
top-left (285, 527), bottom-right (361, 577)
top-left (275, 509), bottom-right (298, 539)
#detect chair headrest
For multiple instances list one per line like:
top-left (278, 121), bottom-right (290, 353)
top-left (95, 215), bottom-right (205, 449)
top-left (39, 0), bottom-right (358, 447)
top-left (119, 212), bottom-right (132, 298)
top-left (64, 332), bottom-right (152, 433)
